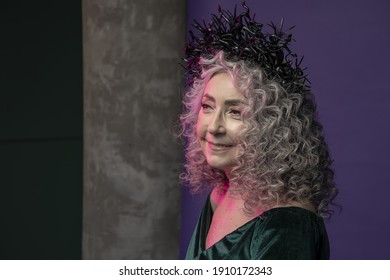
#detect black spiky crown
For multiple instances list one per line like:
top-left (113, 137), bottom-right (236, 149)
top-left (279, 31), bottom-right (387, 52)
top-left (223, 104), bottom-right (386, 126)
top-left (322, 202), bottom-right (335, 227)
top-left (183, 1), bottom-right (310, 94)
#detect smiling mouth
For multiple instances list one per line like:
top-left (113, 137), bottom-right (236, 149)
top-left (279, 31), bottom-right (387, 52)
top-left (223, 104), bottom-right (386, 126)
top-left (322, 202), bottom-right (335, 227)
top-left (205, 140), bottom-right (234, 151)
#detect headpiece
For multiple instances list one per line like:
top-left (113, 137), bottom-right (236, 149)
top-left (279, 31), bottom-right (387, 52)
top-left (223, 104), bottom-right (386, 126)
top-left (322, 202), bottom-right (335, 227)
top-left (183, 1), bottom-right (310, 94)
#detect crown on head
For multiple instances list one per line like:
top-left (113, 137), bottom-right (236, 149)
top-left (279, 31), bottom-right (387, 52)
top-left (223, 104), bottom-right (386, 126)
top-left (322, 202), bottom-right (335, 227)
top-left (183, 1), bottom-right (310, 94)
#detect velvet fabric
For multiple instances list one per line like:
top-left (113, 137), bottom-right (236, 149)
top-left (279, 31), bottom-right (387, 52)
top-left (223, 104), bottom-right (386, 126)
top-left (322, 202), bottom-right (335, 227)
top-left (185, 194), bottom-right (330, 260)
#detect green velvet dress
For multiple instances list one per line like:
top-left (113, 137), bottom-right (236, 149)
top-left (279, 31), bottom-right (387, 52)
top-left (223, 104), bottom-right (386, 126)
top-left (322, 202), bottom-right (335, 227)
top-left (185, 194), bottom-right (330, 260)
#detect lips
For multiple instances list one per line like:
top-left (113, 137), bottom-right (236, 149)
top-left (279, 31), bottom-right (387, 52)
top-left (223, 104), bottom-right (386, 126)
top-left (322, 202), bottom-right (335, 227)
top-left (205, 140), bottom-right (234, 151)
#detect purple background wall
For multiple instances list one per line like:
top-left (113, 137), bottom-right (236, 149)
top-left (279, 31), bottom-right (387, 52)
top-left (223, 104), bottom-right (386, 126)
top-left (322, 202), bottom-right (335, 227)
top-left (180, 0), bottom-right (390, 259)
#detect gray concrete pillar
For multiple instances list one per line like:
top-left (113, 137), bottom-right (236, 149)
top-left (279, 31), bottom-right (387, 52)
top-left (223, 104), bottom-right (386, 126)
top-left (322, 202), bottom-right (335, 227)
top-left (82, 0), bottom-right (185, 259)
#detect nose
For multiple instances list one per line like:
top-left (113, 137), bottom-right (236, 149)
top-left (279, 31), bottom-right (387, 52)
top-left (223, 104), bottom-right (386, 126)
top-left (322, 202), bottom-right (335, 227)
top-left (208, 110), bottom-right (226, 135)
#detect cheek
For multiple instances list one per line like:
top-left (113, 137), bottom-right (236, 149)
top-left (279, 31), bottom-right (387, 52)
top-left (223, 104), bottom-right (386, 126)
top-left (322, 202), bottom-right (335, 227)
top-left (229, 123), bottom-right (245, 140)
top-left (195, 113), bottom-right (205, 138)
top-left (195, 119), bottom-right (203, 141)
top-left (195, 121), bottom-right (201, 138)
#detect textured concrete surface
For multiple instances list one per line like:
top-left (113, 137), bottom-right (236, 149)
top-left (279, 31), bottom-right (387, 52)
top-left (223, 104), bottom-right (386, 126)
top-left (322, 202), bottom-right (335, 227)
top-left (82, 0), bottom-right (185, 259)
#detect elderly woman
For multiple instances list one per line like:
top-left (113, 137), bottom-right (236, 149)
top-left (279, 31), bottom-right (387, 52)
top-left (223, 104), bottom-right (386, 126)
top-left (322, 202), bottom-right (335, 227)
top-left (179, 2), bottom-right (338, 260)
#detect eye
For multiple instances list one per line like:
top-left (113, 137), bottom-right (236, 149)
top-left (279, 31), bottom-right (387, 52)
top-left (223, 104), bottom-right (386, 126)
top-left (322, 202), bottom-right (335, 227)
top-left (200, 103), bottom-right (213, 112)
top-left (229, 108), bottom-right (242, 119)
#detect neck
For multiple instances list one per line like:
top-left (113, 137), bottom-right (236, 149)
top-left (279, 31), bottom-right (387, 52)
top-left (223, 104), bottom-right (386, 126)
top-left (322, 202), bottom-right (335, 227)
top-left (224, 167), bottom-right (234, 182)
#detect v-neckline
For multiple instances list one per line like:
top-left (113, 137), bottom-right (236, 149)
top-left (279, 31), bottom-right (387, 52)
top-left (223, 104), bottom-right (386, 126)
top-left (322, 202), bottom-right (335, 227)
top-left (202, 193), bottom-right (319, 252)
top-left (202, 193), bottom-right (261, 251)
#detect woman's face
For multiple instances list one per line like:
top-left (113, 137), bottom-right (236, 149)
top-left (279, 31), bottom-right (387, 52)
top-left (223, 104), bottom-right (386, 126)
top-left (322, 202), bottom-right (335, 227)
top-left (196, 72), bottom-right (247, 173)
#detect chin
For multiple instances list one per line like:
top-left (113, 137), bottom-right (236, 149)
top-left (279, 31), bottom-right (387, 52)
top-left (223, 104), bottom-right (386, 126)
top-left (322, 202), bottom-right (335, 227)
top-left (206, 159), bottom-right (233, 171)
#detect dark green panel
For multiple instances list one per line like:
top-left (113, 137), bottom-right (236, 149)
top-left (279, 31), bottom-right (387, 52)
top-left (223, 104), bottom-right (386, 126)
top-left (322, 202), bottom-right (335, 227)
top-left (0, 140), bottom-right (82, 259)
top-left (0, 1), bottom-right (82, 259)
top-left (0, 1), bottom-right (82, 140)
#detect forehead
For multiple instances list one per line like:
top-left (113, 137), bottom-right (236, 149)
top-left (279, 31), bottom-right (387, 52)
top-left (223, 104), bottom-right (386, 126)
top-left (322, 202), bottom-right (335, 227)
top-left (203, 72), bottom-right (245, 101)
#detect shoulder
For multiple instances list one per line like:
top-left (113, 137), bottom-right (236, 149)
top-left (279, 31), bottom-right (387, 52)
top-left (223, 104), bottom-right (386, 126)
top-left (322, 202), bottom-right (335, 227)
top-left (260, 206), bottom-right (320, 228)
top-left (250, 207), bottom-right (328, 259)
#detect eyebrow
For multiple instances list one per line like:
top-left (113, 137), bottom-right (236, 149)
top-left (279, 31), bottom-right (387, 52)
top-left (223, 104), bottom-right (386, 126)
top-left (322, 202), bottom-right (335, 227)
top-left (202, 93), bottom-right (247, 106)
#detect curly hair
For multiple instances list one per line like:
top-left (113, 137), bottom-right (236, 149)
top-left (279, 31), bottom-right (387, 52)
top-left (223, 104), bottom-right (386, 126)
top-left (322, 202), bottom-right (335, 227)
top-left (179, 51), bottom-right (338, 218)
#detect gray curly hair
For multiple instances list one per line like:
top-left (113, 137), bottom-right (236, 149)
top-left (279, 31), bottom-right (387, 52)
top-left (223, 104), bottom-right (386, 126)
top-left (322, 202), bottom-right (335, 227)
top-left (179, 51), bottom-right (338, 218)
